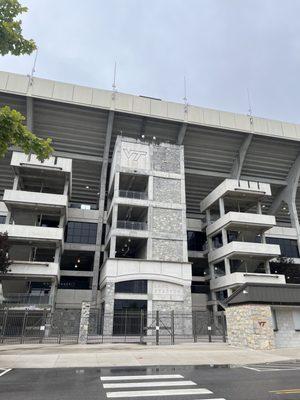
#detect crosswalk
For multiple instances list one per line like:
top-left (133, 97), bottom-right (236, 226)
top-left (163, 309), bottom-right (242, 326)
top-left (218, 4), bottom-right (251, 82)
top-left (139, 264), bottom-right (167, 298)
top-left (243, 361), bottom-right (300, 372)
top-left (100, 373), bottom-right (226, 399)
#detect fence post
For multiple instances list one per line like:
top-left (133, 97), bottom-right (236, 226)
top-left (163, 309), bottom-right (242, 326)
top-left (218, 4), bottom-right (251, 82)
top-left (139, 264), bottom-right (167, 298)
top-left (221, 312), bottom-right (226, 342)
top-left (20, 310), bottom-right (28, 344)
top-left (124, 310), bottom-right (127, 342)
top-left (78, 301), bottom-right (91, 344)
top-left (170, 310), bottom-right (175, 345)
top-left (139, 310), bottom-right (144, 344)
top-left (155, 310), bottom-right (159, 345)
top-left (193, 311), bottom-right (197, 343)
top-left (207, 310), bottom-right (213, 343)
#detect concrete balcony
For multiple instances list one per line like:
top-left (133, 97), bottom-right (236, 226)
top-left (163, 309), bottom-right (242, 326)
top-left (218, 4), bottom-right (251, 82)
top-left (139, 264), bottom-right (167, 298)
top-left (200, 179), bottom-right (271, 212)
top-left (11, 152), bottom-right (72, 174)
top-left (3, 190), bottom-right (68, 215)
top-left (0, 224), bottom-right (64, 246)
top-left (210, 271), bottom-right (286, 291)
top-left (8, 261), bottom-right (59, 279)
top-left (207, 212), bottom-right (276, 237)
top-left (208, 242), bottom-right (281, 264)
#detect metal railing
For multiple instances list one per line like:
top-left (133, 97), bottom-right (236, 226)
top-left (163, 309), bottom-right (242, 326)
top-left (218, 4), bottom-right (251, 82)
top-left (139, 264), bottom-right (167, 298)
top-left (118, 190), bottom-right (147, 200)
top-left (2, 293), bottom-right (50, 305)
top-left (117, 220), bottom-right (148, 230)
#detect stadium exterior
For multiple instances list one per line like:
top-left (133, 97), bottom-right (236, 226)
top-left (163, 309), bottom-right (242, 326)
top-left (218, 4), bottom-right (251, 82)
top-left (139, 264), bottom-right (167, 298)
top-left (1, 71), bottom-right (300, 337)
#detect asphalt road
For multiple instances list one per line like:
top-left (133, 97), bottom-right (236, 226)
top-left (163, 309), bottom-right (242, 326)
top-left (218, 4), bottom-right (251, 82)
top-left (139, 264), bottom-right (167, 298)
top-left (1, 364), bottom-right (300, 400)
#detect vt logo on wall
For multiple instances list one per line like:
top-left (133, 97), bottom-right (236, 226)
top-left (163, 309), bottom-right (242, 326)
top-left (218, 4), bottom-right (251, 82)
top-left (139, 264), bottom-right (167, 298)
top-left (123, 148), bottom-right (147, 161)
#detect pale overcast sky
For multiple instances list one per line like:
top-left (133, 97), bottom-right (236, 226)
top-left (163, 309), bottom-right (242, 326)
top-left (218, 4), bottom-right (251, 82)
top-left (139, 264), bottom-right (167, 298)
top-left (1, 0), bottom-right (300, 123)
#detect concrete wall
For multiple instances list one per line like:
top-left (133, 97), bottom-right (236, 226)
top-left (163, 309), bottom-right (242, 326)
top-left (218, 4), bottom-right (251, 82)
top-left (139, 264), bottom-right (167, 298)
top-left (226, 304), bottom-right (275, 350)
top-left (274, 307), bottom-right (300, 348)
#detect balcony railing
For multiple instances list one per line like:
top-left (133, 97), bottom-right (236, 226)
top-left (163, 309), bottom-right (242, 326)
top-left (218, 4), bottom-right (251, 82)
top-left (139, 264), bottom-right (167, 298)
top-left (117, 220), bottom-right (148, 230)
top-left (118, 190), bottom-right (147, 200)
top-left (2, 293), bottom-right (51, 305)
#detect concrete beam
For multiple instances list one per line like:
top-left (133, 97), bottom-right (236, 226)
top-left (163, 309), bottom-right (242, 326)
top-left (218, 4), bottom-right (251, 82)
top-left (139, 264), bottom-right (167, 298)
top-left (177, 123), bottom-right (187, 145)
top-left (230, 133), bottom-right (253, 179)
top-left (91, 110), bottom-right (114, 303)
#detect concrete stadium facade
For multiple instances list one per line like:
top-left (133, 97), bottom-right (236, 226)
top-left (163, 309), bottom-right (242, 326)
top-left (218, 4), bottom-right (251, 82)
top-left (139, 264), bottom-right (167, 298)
top-left (1, 71), bottom-right (300, 333)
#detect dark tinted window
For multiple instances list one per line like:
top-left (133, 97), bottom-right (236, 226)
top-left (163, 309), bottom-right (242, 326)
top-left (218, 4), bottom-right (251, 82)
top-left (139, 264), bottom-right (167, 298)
top-left (60, 251), bottom-right (94, 271)
top-left (115, 280), bottom-right (147, 294)
top-left (65, 222), bottom-right (97, 244)
top-left (187, 231), bottom-right (207, 251)
top-left (58, 276), bottom-right (91, 289)
top-left (191, 282), bottom-right (210, 294)
top-left (0, 216), bottom-right (5, 224)
top-left (266, 237), bottom-right (299, 258)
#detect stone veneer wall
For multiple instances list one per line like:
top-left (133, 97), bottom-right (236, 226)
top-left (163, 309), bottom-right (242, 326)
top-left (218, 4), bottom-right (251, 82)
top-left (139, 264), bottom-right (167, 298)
top-left (152, 208), bottom-right (182, 234)
top-left (152, 239), bottom-right (183, 261)
top-left (226, 304), bottom-right (275, 350)
top-left (274, 307), bottom-right (300, 348)
top-left (153, 177), bottom-right (181, 203)
top-left (152, 146), bottom-right (181, 173)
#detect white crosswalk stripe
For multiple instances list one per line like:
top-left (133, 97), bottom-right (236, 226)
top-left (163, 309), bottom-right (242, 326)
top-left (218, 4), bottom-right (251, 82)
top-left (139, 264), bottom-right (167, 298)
top-left (103, 380), bottom-right (197, 389)
top-left (101, 374), bottom-right (184, 381)
top-left (106, 388), bottom-right (213, 398)
top-left (100, 372), bottom-right (226, 399)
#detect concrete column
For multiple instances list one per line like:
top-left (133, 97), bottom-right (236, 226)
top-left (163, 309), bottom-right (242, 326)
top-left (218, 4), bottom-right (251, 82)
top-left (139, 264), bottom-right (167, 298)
top-left (224, 257), bottom-right (231, 275)
top-left (78, 301), bottom-right (91, 344)
top-left (219, 197), bottom-right (225, 217)
top-left (103, 281), bottom-right (115, 335)
top-left (92, 111), bottom-right (115, 304)
top-left (49, 280), bottom-right (57, 309)
top-left (221, 229), bottom-right (228, 246)
top-left (12, 175), bottom-right (19, 190)
top-left (109, 236), bottom-right (116, 258)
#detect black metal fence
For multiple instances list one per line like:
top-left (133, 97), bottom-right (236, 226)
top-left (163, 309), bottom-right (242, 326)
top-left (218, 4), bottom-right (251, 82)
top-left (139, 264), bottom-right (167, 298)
top-left (0, 308), bottom-right (81, 344)
top-left (0, 308), bottom-right (226, 345)
top-left (87, 309), bottom-right (227, 345)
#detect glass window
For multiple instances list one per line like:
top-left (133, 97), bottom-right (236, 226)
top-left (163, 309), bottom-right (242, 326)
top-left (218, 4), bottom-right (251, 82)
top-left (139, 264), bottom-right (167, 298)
top-left (60, 251), bottom-right (94, 271)
top-left (191, 282), bottom-right (210, 294)
top-left (115, 280), bottom-right (147, 294)
top-left (266, 237), bottom-right (299, 258)
top-left (292, 310), bottom-right (300, 330)
top-left (58, 276), bottom-right (91, 290)
top-left (65, 222), bottom-right (97, 244)
top-left (0, 215), bottom-right (6, 224)
top-left (187, 231), bottom-right (207, 251)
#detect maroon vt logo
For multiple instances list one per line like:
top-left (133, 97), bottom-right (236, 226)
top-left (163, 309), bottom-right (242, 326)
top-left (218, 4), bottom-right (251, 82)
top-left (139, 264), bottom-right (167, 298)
top-left (258, 321), bottom-right (266, 327)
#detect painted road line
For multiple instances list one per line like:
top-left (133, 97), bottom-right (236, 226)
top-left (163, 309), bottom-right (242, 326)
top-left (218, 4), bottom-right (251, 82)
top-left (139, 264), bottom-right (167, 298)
top-left (0, 368), bottom-right (12, 377)
top-left (103, 380), bottom-right (197, 389)
top-left (106, 388), bottom-right (213, 398)
top-left (270, 389), bottom-right (300, 394)
top-left (101, 374), bottom-right (184, 381)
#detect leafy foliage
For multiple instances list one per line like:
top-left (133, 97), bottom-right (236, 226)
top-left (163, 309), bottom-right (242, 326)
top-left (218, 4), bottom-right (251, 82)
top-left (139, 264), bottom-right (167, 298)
top-left (0, 106), bottom-right (53, 161)
top-left (0, 232), bottom-right (11, 276)
top-left (0, 0), bottom-right (36, 56)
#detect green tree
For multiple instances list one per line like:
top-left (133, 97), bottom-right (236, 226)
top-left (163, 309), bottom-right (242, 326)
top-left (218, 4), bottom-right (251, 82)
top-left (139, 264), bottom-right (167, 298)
top-left (0, 0), bottom-right (53, 160)
top-left (0, 106), bottom-right (52, 160)
top-left (0, 232), bottom-right (11, 276)
top-left (0, 0), bottom-right (36, 56)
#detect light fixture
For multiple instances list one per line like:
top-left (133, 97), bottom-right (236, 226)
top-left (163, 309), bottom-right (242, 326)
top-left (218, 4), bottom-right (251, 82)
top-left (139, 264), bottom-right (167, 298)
top-left (282, 206), bottom-right (287, 211)
top-left (153, 136), bottom-right (156, 140)
top-left (242, 289), bottom-right (248, 294)
top-left (77, 258), bottom-right (80, 263)
top-left (262, 205), bottom-right (266, 208)
top-left (74, 264), bottom-right (78, 269)
top-left (86, 185), bottom-right (90, 189)
top-left (274, 270), bottom-right (277, 273)
top-left (128, 238), bottom-right (131, 242)
top-left (141, 134), bottom-right (145, 139)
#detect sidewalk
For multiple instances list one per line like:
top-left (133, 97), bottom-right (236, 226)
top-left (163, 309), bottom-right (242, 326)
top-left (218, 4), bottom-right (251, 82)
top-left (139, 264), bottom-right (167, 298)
top-left (1, 342), bottom-right (300, 368)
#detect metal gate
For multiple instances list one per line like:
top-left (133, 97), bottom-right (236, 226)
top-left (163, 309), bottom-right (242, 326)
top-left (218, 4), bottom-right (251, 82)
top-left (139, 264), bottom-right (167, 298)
top-left (87, 309), bottom-right (227, 345)
top-left (0, 308), bottom-right (81, 344)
